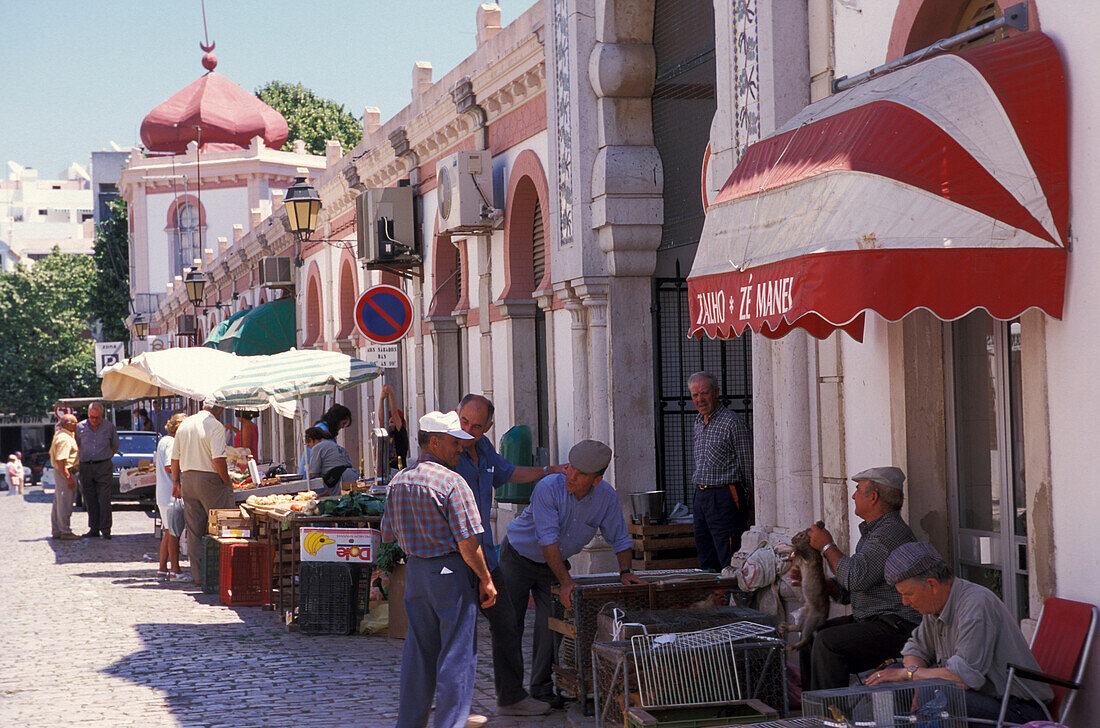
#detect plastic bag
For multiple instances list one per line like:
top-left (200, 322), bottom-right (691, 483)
top-left (359, 603), bottom-right (389, 635)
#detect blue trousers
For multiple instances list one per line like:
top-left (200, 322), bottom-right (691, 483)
top-left (397, 553), bottom-right (479, 728)
top-left (692, 484), bottom-right (748, 572)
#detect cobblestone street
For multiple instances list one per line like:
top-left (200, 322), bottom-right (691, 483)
top-left (0, 485), bottom-right (574, 728)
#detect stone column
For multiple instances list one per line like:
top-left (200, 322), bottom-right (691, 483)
top-left (557, 282), bottom-right (590, 441)
top-left (495, 299), bottom-right (539, 435)
top-left (535, 292), bottom-right (561, 461)
top-left (774, 331), bottom-right (814, 528)
top-left (476, 233), bottom-right (494, 401)
top-left (426, 317), bottom-right (460, 412)
top-left (576, 280), bottom-right (610, 441)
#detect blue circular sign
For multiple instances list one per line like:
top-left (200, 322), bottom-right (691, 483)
top-left (354, 284), bottom-right (413, 344)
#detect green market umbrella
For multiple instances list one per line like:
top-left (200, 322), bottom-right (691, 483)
top-left (212, 348), bottom-right (381, 417)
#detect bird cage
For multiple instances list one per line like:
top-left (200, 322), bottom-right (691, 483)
top-left (592, 622), bottom-right (789, 728)
top-left (802, 678), bottom-right (967, 727)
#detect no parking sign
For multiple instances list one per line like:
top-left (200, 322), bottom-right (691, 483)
top-left (354, 285), bottom-right (413, 344)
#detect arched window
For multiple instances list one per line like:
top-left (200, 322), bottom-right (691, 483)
top-left (305, 272), bottom-right (323, 346)
top-left (337, 260), bottom-right (357, 339)
top-left (169, 201), bottom-right (203, 277)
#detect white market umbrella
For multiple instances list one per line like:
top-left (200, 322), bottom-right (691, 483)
top-left (101, 347), bottom-right (248, 401)
top-left (211, 348), bottom-right (381, 418)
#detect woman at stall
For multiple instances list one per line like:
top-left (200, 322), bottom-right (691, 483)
top-left (155, 413), bottom-right (190, 582)
top-left (225, 410), bottom-right (259, 460)
top-left (297, 403), bottom-right (354, 478)
top-left (304, 426), bottom-right (359, 496)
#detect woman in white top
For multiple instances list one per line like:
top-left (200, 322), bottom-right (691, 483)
top-left (156, 413), bottom-right (189, 581)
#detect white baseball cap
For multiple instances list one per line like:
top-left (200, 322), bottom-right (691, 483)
top-left (418, 410), bottom-right (474, 439)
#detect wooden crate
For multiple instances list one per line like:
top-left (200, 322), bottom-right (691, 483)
top-left (241, 504), bottom-right (381, 626)
top-left (629, 521), bottom-right (698, 571)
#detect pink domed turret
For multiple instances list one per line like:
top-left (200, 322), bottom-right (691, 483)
top-left (140, 46), bottom-right (288, 155)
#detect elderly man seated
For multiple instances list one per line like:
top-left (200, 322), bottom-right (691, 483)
top-left (866, 542), bottom-right (1052, 725)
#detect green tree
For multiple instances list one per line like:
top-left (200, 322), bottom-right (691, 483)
top-left (0, 250), bottom-right (98, 416)
top-left (255, 81), bottom-right (362, 156)
top-left (89, 197), bottom-right (130, 343)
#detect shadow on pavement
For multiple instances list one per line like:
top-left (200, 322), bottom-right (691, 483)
top-left (104, 618), bottom-right (405, 728)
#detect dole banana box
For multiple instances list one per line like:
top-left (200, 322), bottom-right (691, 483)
top-left (300, 528), bottom-right (382, 563)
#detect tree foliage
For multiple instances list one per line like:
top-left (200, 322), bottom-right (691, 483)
top-left (0, 251), bottom-right (98, 416)
top-left (89, 197), bottom-right (130, 343)
top-left (255, 81), bottom-right (362, 156)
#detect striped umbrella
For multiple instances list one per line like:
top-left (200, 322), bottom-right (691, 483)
top-left (212, 348), bottom-right (381, 413)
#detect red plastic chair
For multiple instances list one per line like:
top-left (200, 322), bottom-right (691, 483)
top-left (993, 596), bottom-right (1098, 726)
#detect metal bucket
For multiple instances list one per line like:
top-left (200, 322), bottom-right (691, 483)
top-left (629, 490), bottom-right (666, 524)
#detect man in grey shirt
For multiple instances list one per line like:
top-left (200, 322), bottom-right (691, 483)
top-left (74, 402), bottom-right (120, 539)
top-left (866, 542), bottom-right (1052, 724)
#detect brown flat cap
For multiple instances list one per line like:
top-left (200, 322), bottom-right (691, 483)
top-left (568, 439), bottom-right (612, 474)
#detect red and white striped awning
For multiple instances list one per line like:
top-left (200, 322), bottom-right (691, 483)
top-left (688, 32), bottom-right (1067, 341)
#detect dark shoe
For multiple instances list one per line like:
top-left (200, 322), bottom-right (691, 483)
top-left (82, 531), bottom-right (101, 538)
top-left (537, 695), bottom-right (569, 710)
top-left (498, 696), bottom-right (552, 716)
top-left (102, 534), bottom-right (112, 540)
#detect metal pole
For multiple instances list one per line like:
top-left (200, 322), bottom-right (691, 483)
top-left (834, 2), bottom-right (1028, 92)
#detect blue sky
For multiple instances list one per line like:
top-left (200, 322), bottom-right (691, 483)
top-left (0, 1), bottom-right (533, 179)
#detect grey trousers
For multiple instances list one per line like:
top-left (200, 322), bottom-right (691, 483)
top-left (180, 470), bottom-right (235, 581)
top-left (492, 540), bottom-right (558, 700)
top-left (50, 467), bottom-right (77, 536)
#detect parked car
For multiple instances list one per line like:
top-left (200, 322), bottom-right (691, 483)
top-left (25, 451), bottom-right (50, 484)
top-left (111, 431), bottom-right (160, 506)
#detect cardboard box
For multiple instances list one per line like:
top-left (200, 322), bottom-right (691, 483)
top-left (299, 527), bottom-right (381, 564)
top-left (388, 562), bottom-right (407, 639)
top-left (119, 468), bottom-right (158, 494)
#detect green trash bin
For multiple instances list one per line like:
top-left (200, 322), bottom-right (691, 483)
top-left (496, 425), bottom-right (535, 503)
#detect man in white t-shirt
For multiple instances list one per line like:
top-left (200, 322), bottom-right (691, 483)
top-left (171, 399), bottom-right (232, 581)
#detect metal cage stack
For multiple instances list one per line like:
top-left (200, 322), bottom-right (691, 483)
top-left (592, 622), bottom-right (788, 728)
top-left (802, 679), bottom-right (968, 727)
top-left (551, 572), bottom-right (742, 702)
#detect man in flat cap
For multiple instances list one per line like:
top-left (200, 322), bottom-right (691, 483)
top-left (866, 542), bottom-right (1051, 724)
top-left (381, 411), bottom-right (496, 728)
top-left (797, 466), bottom-right (922, 690)
top-left (491, 439), bottom-right (644, 708)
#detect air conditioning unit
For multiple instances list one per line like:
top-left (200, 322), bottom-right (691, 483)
top-left (258, 256), bottom-right (293, 288)
top-left (177, 314), bottom-right (197, 336)
top-left (436, 150), bottom-right (497, 234)
top-left (356, 187), bottom-right (417, 263)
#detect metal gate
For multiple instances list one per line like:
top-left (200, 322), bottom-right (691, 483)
top-left (652, 277), bottom-right (753, 513)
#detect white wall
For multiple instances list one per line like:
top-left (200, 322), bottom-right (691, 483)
top-left (1029, 5), bottom-right (1100, 722)
top-left (145, 187), bottom-right (249, 293)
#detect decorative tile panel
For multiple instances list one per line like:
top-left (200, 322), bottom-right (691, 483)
top-left (733, 0), bottom-right (760, 160)
top-left (553, 0), bottom-right (574, 245)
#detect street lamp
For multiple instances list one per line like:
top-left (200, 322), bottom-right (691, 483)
top-left (131, 314), bottom-right (149, 339)
top-left (284, 175), bottom-right (321, 245)
top-left (184, 268), bottom-right (208, 307)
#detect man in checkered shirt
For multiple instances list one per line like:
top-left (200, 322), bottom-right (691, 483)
top-left (689, 371), bottom-right (753, 572)
top-left (381, 410), bottom-right (497, 728)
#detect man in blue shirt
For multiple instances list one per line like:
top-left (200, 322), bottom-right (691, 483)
top-left (454, 394), bottom-right (564, 716)
top-left (494, 439), bottom-right (643, 709)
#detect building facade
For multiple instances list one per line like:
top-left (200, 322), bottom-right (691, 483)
top-left (0, 162), bottom-right (94, 271)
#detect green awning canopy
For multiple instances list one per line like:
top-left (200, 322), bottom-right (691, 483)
top-left (202, 307), bottom-right (251, 349)
top-left (214, 298), bottom-right (296, 356)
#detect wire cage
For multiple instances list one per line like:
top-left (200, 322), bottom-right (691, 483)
top-left (298, 562), bottom-right (361, 635)
top-left (802, 678), bottom-right (967, 728)
top-left (593, 624), bottom-right (788, 728)
top-left (552, 571), bottom-right (744, 704)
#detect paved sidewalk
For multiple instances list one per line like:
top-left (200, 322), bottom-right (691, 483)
top-left (0, 486), bottom-right (578, 728)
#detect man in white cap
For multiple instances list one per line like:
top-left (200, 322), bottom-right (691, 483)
top-left (867, 542), bottom-right (1050, 724)
top-left (171, 398), bottom-right (231, 582)
top-left (380, 411), bottom-right (496, 728)
top-left (799, 466), bottom-right (921, 690)
top-left (492, 439), bottom-right (644, 709)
